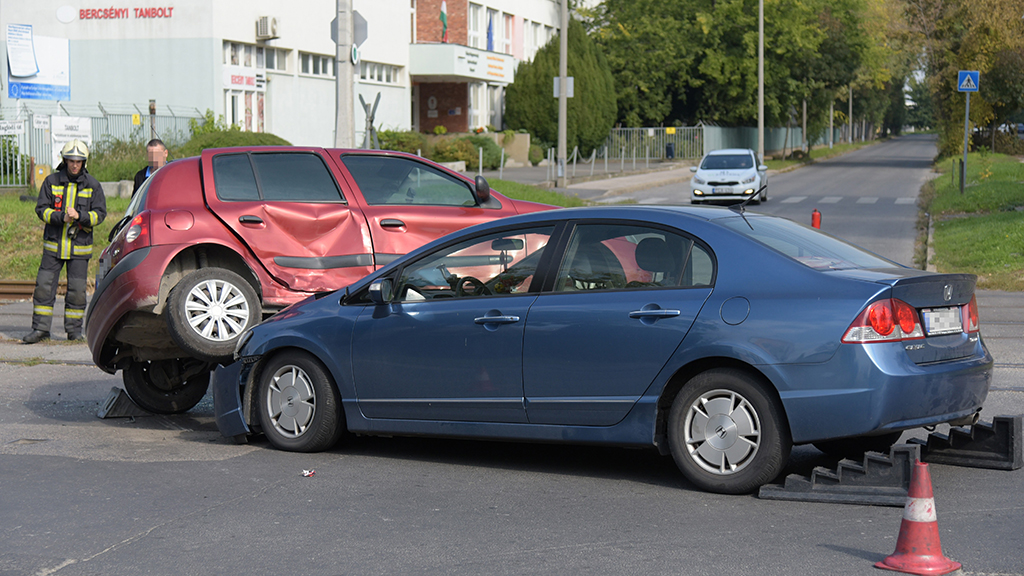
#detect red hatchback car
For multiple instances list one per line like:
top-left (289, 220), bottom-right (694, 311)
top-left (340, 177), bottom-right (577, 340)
top-left (85, 147), bottom-right (551, 414)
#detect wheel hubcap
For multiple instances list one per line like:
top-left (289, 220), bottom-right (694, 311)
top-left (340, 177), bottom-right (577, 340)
top-left (184, 279), bottom-right (250, 342)
top-left (684, 389), bottom-right (761, 475)
top-left (266, 365), bottom-right (316, 438)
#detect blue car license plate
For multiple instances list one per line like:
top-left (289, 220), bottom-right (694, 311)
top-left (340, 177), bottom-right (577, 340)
top-left (922, 307), bottom-right (962, 336)
top-left (712, 187), bottom-right (733, 194)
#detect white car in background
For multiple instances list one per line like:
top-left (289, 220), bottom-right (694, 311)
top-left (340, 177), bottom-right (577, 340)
top-left (689, 148), bottom-right (768, 204)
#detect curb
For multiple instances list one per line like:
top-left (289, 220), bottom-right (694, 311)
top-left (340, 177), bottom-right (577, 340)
top-left (927, 215), bottom-right (937, 272)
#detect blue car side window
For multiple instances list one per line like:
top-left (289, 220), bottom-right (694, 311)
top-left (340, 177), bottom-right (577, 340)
top-left (394, 226), bottom-right (555, 301)
top-left (555, 224), bottom-right (714, 292)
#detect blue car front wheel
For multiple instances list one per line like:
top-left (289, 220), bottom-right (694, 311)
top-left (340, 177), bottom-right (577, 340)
top-left (257, 350), bottom-right (345, 452)
top-left (668, 368), bottom-right (791, 494)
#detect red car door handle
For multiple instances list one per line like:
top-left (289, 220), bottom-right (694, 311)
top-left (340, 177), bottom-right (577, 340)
top-left (381, 219), bottom-right (406, 228)
top-left (239, 215), bottom-right (263, 224)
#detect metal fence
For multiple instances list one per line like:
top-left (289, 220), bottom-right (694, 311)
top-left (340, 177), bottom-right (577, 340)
top-left (0, 102), bottom-right (203, 188)
top-left (601, 126), bottom-right (705, 161)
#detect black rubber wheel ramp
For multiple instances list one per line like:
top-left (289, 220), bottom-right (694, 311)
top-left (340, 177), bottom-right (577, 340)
top-left (913, 415), bottom-right (1022, 471)
top-left (757, 444), bottom-right (920, 506)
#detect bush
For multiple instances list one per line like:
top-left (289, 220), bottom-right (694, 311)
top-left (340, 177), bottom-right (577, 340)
top-left (378, 130), bottom-right (429, 155)
top-left (431, 138), bottom-right (476, 166)
top-left (529, 144), bottom-right (545, 166)
top-left (176, 130), bottom-right (291, 159)
top-left (464, 135), bottom-right (505, 170)
top-left (88, 138), bottom-right (147, 181)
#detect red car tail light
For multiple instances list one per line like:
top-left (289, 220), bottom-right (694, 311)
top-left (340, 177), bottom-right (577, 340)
top-left (122, 212), bottom-right (152, 253)
top-left (963, 295), bottom-right (980, 333)
top-left (843, 298), bottom-right (923, 343)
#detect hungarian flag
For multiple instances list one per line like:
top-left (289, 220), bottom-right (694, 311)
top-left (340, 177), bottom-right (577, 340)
top-left (440, 1), bottom-right (448, 43)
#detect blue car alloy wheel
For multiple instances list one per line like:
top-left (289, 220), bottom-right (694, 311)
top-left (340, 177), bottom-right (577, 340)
top-left (258, 351), bottom-right (345, 452)
top-left (668, 368), bottom-right (791, 494)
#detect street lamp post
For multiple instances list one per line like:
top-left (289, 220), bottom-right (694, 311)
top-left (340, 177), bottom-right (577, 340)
top-left (757, 0), bottom-right (764, 164)
top-left (556, 0), bottom-right (568, 188)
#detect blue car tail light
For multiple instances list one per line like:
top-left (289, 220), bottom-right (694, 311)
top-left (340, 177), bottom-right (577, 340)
top-left (963, 295), bottom-right (980, 333)
top-left (842, 298), bottom-right (925, 343)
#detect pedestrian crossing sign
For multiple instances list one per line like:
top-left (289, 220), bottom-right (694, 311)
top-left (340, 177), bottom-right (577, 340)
top-left (957, 71), bottom-right (979, 92)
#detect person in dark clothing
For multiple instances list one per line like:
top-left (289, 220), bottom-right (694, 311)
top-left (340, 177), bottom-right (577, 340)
top-left (132, 138), bottom-right (168, 196)
top-left (23, 140), bottom-right (107, 344)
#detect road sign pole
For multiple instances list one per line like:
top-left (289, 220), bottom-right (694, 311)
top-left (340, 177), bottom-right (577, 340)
top-left (961, 92), bottom-right (970, 194)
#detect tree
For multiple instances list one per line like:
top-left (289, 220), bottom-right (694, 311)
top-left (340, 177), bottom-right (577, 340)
top-left (505, 17), bottom-right (617, 154)
top-left (905, 75), bottom-right (935, 129)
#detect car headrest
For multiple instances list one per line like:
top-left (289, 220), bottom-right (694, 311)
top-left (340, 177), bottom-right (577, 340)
top-left (635, 237), bottom-right (674, 273)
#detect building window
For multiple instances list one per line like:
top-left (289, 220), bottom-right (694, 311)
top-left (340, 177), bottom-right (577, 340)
top-left (486, 9), bottom-right (498, 51)
top-left (411, 0), bottom-right (417, 43)
top-left (470, 82), bottom-right (486, 130)
top-left (502, 13), bottom-right (513, 55)
top-left (359, 61), bottom-right (401, 84)
top-left (468, 3), bottom-right (482, 49)
top-left (265, 48), bottom-right (288, 72)
top-left (300, 53), bottom-right (334, 77)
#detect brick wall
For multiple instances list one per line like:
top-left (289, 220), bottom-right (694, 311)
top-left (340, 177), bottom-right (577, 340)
top-left (418, 82), bottom-right (469, 134)
top-left (417, 0), bottom-right (466, 45)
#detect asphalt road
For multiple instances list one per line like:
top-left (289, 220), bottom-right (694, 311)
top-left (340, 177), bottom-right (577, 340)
top-left (2, 135), bottom-right (1023, 575)
top-left (613, 134), bottom-right (941, 267)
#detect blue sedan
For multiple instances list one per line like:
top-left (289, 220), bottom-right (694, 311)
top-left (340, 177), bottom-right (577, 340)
top-left (214, 205), bottom-right (992, 494)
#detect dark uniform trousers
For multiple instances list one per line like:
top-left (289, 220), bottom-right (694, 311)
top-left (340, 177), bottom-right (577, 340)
top-left (32, 256), bottom-right (89, 333)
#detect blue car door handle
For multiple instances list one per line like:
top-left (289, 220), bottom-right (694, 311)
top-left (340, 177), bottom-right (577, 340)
top-left (474, 315), bottom-right (520, 325)
top-left (629, 309), bottom-right (681, 319)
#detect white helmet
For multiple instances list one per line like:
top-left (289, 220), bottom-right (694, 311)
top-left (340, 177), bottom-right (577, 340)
top-left (61, 139), bottom-right (89, 162)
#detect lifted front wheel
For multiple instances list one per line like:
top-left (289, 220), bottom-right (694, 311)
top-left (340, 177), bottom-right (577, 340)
top-left (122, 358), bottom-right (212, 414)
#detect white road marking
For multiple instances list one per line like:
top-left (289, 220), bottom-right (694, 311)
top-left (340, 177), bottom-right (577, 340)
top-left (781, 196), bottom-right (806, 204)
top-left (857, 197), bottom-right (879, 204)
top-left (895, 197), bottom-right (916, 205)
top-left (820, 196), bottom-right (842, 204)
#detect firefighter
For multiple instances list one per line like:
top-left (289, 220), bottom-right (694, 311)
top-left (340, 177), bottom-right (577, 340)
top-left (23, 140), bottom-right (106, 343)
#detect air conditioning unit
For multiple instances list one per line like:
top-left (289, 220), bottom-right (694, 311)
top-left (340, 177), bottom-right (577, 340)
top-left (256, 16), bottom-right (278, 40)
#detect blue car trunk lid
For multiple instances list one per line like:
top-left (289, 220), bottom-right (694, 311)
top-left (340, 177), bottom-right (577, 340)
top-left (888, 274), bottom-right (979, 364)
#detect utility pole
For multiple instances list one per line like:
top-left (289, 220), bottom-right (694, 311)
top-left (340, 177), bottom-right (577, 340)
top-left (848, 85), bottom-right (853, 144)
top-left (556, 0), bottom-right (568, 188)
top-left (757, 0), bottom-right (764, 164)
top-left (335, 0), bottom-right (354, 148)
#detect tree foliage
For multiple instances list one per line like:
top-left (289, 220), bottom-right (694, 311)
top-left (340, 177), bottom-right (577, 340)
top-left (583, 0), bottom-right (914, 145)
top-left (903, 0), bottom-right (1024, 156)
top-left (504, 18), bottom-right (617, 154)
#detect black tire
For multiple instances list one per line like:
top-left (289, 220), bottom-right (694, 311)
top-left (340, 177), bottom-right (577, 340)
top-left (167, 268), bottom-right (261, 363)
top-left (122, 359), bottom-right (211, 414)
top-left (257, 350), bottom-right (344, 452)
top-left (668, 369), bottom-right (791, 494)
top-left (813, 432), bottom-right (903, 458)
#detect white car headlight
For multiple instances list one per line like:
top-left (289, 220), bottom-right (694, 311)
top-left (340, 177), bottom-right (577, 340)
top-left (692, 176), bottom-right (706, 185)
top-left (741, 174), bottom-right (756, 184)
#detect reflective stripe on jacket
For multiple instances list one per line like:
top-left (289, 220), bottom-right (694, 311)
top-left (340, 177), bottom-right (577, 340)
top-left (36, 167), bottom-right (107, 260)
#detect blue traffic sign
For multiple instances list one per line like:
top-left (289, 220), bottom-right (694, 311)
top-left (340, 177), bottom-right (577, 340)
top-left (958, 71), bottom-right (979, 92)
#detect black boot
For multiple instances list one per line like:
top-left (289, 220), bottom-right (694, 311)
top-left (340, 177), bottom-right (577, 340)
top-left (67, 331), bottom-right (83, 341)
top-left (23, 330), bottom-right (50, 344)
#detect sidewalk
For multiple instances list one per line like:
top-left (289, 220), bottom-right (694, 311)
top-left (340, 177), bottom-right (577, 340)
top-left (476, 159), bottom-right (697, 202)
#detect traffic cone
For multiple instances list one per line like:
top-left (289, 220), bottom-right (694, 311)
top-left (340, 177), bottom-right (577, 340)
top-left (875, 461), bottom-right (961, 575)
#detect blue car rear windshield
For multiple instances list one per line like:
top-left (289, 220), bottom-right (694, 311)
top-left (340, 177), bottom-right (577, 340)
top-left (701, 154), bottom-right (753, 170)
top-left (717, 215), bottom-right (896, 270)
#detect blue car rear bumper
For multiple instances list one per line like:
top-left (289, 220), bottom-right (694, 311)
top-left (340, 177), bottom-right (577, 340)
top-left (774, 341), bottom-right (993, 444)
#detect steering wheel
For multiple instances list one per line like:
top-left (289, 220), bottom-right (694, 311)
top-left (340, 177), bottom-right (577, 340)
top-left (456, 276), bottom-right (492, 297)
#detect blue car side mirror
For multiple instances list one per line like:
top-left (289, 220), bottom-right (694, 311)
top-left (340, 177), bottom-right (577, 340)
top-left (368, 278), bottom-right (393, 305)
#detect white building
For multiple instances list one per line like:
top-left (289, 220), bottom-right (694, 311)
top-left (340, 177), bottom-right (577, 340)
top-left (1, 1), bottom-right (568, 149)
